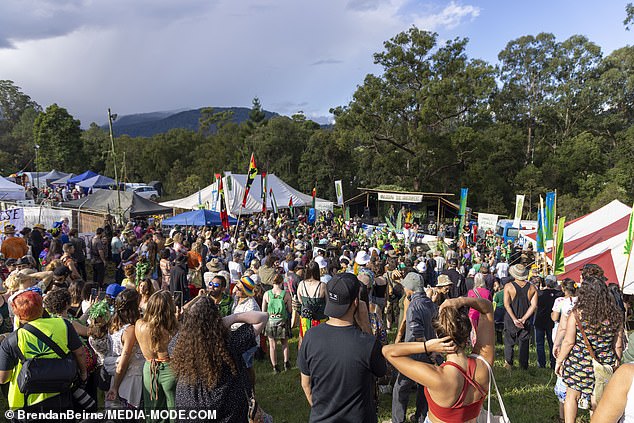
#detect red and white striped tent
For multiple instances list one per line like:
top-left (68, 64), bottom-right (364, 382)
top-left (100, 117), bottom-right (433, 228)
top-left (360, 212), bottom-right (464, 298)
top-left (521, 200), bottom-right (634, 294)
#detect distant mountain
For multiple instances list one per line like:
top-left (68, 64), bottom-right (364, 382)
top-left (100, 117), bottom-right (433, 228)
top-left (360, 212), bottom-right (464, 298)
top-left (104, 107), bottom-right (278, 138)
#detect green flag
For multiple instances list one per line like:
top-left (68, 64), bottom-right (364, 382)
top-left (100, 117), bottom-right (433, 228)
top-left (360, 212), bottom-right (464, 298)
top-left (554, 216), bottom-right (566, 275)
top-left (625, 202), bottom-right (634, 256)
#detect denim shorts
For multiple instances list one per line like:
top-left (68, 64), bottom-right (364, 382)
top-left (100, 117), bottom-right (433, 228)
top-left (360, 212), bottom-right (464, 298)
top-left (242, 345), bottom-right (259, 368)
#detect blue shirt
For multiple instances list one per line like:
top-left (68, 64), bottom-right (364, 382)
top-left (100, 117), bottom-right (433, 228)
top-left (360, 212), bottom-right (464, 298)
top-left (405, 292), bottom-right (438, 362)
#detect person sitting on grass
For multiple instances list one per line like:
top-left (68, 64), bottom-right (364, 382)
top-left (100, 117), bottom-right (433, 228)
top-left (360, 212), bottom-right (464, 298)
top-left (383, 296), bottom-right (494, 423)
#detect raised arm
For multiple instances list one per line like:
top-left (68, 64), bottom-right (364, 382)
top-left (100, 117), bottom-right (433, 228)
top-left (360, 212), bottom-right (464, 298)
top-left (222, 311), bottom-right (269, 335)
top-left (441, 297), bottom-right (494, 364)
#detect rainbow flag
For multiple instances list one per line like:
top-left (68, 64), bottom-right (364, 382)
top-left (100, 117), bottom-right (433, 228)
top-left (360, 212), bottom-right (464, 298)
top-left (242, 153), bottom-right (257, 207)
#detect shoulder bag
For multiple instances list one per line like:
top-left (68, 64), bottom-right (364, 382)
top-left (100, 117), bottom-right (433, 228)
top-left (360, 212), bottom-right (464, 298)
top-left (15, 323), bottom-right (78, 395)
top-left (574, 311), bottom-right (614, 404)
top-left (471, 354), bottom-right (510, 423)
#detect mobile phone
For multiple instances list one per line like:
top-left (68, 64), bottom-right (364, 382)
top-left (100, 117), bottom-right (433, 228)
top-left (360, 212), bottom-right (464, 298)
top-left (97, 290), bottom-right (106, 301)
top-left (173, 291), bottom-right (183, 308)
top-left (91, 288), bottom-right (97, 299)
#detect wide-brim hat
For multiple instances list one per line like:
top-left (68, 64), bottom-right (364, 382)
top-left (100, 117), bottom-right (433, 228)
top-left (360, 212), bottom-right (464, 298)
top-left (33, 223), bottom-right (45, 230)
top-left (206, 258), bottom-right (223, 273)
top-left (249, 241), bottom-right (258, 250)
top-left (509, 264), bottom-right (529, 281)
top-left (165, 238), bottom-right (174, 247)
top-left (436, 274), bottom-right (453, 287)
top-left (355, 251), bottom-right (371, 265)
top-left (3, 225), bottom-right (15, 235)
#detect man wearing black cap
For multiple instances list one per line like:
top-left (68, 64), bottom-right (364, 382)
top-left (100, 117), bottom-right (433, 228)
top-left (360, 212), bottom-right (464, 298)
top-left (298, 272), bottom-right (386, 422)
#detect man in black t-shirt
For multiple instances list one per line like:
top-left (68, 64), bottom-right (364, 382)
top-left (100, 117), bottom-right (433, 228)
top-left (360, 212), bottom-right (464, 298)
top-left (298, 273), bottom-right (387, 423)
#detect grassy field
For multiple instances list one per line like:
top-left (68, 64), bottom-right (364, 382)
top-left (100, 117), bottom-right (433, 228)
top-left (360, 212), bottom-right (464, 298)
top-left (0, 333), bottom-right (590, 423)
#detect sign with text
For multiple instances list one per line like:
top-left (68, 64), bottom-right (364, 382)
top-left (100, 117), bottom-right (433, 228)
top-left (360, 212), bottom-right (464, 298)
top-left (0, 208), bottom-right (24, 234)
top-left (477, 213), bottom-right (499, 230)
top-left (378, 193), bottom-right (423, 203)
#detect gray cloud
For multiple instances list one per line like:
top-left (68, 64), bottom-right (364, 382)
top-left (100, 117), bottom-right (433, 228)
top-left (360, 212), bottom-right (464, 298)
top-left (311, 59), bottom-right (344, 66)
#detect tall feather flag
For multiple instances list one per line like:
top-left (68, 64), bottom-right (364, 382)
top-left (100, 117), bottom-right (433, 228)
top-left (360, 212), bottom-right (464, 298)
top-left (545, 191), bottom-right (556, 241)
top-left (625, 202), bottom-right (634, 256)
top-left (261, 172), bottom-right (267, 213)
top-left (218, 177), bottom-right (229, 230)
top-left (242, 153), bottom-right (257, 207)
top-left (311, 185), bottom-right (316, 209)
top-left (289, 196), bottom-right (294, 216)
top-left (536, 196), bottom-right (545, 253)
top-left (269, 188), bottom-right (278, 214)
top-left (458, 188), bottom-right (468, 230)
top-left (553, 216), bottom-right (566, 275)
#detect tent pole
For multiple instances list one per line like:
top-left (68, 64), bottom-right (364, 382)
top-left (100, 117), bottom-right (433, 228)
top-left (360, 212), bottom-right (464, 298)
top-left (622, 251), bottom-right (632, 293)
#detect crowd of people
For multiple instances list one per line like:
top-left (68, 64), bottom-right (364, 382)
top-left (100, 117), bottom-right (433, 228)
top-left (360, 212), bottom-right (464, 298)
top-left (0, 210), bottom-right (632, 423)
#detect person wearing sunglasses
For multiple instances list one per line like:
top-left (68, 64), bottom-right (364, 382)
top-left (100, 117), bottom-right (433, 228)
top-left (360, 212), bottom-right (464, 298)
top-left (203, 273), bottom-right (233, 317)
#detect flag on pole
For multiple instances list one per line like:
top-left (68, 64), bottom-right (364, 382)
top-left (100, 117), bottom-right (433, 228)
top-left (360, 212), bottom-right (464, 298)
top-left (625, 202), bottom-right (634, 255)
top-left (261, 172), bottom-right (267, 213)
top-left (242, 153), bottom-right (257, 207)
top-left (536, 196), bottom-right (545, 253)
top-left (458, 188), bottom-right (468, 230)
top-left (218, 177), bottom-right (229, 230)
top-left (513, 194), bottom-right (525, 228)
top-left (289, 197), bottom-right (294, 216)
top-left (334, 180), bottom-right (344, 206)
top-left (311, 185), bottom-right (316, 209)
top-left (545, 191), bottom-right (556, 240)
top-left (554, 216), bottom-right (566, 275)
top-left (270, 188), bottom-right (278, 214)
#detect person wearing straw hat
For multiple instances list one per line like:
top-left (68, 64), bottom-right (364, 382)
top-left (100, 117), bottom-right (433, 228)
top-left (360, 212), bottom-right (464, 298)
top-left (1, 225), bottom-right (28, 260)
top-left (503, 264), bottom-right (538, 370)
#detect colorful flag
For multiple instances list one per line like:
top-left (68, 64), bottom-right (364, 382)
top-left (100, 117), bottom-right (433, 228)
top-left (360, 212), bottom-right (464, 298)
top-left (261, 172), bottom-right (267, 213)
top-left (334, 180), bottom-right (344, 206)
top-left (513, 194), bottom-right (525, 228)
top-left (458, 188), bottom-right (468, 230)
top-left (554, 216), bottom-right (566, 275)
top-left (536, 196), bottom-right (545, 253)
top-left (626, 202), bottom-right (634, 256)
top-left (311, 185), bottom-right (316, 209)
top-left (270, 188), bottom-right (278, 214)
top-left (289, 197), bottom-right (294, 216)
top-left (218, 177), bottom-right (229, 230)
top-left (545, 191), bottom-right (556, 240)
top-left (242, 153), bottom-right (257, 207)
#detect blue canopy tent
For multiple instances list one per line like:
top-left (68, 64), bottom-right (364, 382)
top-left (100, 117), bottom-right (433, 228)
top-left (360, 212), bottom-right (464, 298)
top-left (161, 209), bottom-right (237, 227)
top-left (68, 170), bottom-right (97, 184)
top-left (77, 174), bottom-right (116, 189)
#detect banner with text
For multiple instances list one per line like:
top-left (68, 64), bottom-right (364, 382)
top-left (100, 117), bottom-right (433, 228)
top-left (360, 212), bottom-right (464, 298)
top-left (378, 192), bottom-right (423, 203)
top-left (477, 213), bottom-right (499, 231)
top-left (0, 208), bottom-right (25, 236)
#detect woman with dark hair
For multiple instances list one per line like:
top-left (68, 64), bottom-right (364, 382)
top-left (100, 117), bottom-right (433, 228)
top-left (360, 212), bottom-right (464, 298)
top-left (296, 260), bottom-right (327, 345)
top-left (534, 276), bottom-right (562, 369)
top-left (137, 278), bottom-right (155, 315)
top-left (68, 279), bottom-right (85, 318)
top-left (169, 296), bottom-right (267, 422)
top-left (383, 297), bottom-right (494, 423)
top-left (106, 289), bottom-right (144, 409)
top-left (556, 276), bottom-right (624, 421)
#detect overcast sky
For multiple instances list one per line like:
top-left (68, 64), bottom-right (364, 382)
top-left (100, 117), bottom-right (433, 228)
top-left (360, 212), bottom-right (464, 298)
top-left (0, 0), bottom-right (629, 126)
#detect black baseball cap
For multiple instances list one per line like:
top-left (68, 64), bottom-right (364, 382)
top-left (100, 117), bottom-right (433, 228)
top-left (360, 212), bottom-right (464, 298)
top-left (324, 273), bottom-right (360, 318)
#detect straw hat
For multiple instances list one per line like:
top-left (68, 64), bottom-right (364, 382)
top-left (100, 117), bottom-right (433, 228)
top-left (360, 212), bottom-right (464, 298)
top-left (509, 264), bottom-right (529, 281)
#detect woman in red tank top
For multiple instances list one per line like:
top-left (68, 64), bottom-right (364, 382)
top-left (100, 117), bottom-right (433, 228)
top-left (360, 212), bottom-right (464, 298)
top-left (383, 297), bottom-right (495, 423)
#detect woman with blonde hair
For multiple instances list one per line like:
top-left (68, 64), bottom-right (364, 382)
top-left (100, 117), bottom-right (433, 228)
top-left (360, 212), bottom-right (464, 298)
top-left (135, 291), bottom-right (179, 419)
top-left (383, 297), bottom-right (494, 423)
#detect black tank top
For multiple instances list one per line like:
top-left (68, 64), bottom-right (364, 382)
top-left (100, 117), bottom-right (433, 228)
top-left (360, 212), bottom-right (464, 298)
top-left (504, 281), bottom-right (530, 325)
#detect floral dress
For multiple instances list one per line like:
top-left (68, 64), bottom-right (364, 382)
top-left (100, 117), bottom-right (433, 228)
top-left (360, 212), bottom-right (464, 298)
top-left (562, 318), bottom-right (617, 397)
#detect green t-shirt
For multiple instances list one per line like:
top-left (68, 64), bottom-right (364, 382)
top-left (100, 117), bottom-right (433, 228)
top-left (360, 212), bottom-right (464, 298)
top-left (493, 290), bottom-right (504, 310)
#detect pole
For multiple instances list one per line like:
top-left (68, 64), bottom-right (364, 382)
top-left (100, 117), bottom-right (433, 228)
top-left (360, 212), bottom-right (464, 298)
top-left (107, 108), bottom-right (121, 223)
top-left (622, 252), bottom-right (633, 293)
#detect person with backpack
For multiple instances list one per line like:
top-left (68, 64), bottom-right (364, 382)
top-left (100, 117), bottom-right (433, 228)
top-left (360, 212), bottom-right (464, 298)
top-left (262, 273), bottom-right (292, 373)
top-left (0, 287), bottom-right (87, 418)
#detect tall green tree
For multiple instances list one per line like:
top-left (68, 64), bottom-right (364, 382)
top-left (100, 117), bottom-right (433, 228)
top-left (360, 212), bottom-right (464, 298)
top-left (33, 104), bottom-right (83, 173)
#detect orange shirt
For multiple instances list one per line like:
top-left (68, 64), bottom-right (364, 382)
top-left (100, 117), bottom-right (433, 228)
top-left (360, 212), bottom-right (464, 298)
top-left (187, 251), bottom-right (202, 269)
top-left (1, 236), bottom-right (29, 259)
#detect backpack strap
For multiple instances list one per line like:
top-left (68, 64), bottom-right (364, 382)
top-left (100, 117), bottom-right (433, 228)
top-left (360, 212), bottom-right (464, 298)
top-left (20, 323), bottom-right (67, 358)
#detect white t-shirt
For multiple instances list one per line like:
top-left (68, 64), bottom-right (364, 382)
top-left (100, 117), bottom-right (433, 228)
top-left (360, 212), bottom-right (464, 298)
top-left (496, 262), bottom-right (509, 279)
top-left (552, 296), bottom-right (577, 341)
top-left (228, 261), bottom-right (243, 283)
top-left (231, 297), bottom-right (261, 342)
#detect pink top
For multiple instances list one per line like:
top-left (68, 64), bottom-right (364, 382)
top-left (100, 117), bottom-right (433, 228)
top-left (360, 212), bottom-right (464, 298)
top-left (468, 288), bottom-right (492, 322)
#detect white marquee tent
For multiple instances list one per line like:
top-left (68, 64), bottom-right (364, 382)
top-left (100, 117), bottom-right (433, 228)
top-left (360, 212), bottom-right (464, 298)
top-left (0, 177), bottom-right (26, 201)
top-left (161, 173), bottom-right (333, 215)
